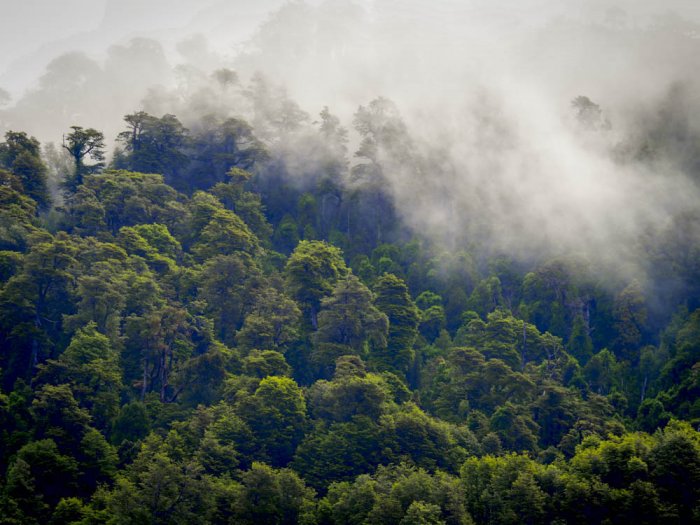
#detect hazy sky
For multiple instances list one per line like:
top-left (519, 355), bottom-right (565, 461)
top-left (2, 0), bottom-right (698, 99)
top-left (0, 0), bottom-right (285, 96)
top-left (2, 0), bottom-right (697, 88)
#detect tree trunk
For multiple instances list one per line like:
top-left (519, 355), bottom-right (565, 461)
top-left (160, 350), bottom-right (167, 402)
top-left (28, 314), bottom-right (42, 386)
top-left (141, 357), bottom-right (148, 401)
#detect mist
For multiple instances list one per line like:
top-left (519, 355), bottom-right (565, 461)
top-left (2, 0), bottom-right (700, 286)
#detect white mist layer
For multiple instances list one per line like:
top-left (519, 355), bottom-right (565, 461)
top-left (2, 0), bottom-right (700, 278)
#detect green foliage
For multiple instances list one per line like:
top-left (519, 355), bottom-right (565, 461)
top-left (188, 117), bottom-right (269, 190)
top-left (61, 126), bottom-right (105, 193)
top-left (243, 350), bottom-right (292, 378)
top-left (197, 253), bottom-right (262, 345)
top-left (0, 131), bottom-right (51, 210)
top-left (62, 170), bottom-right (181, 235)
top-left (236, 376), bottom-right (307, 466)
top-left (308, 356), bottom-right (388, 421)
top-left (313, 275), bottom-right (389, 376)
top-left (38, 323), bottom-right (122, 429)
top-left (292, 416), bottom-right (388, 489)
top-left (4, 439), bottom-right (79, 522)
top-left (0, 171), bottom-right (42, 252)
top-left (584, 349), bottom-right (622, 396)
top-left (115, 112), bottom-right (189, 189)
top-left (232, 462), bottom-right (315, 525)
top-left (284, 240), bottom-right (349, 328)
top-left (111, 402), bottom-right (150, 445)
top-left (191, 206), bottom-right (259, 260)
top-left (102, 433), bottom-right (214, 525)
top-left (0, 103), bottom-right (698, 524)
top-left (454, 310), bottom-right (564, 371)
top-left (467, 276), bottom-right (504, 319)
top-left (319, 463), bottom-right (472, 525)
top-left (236, 287), bottom-right (302, 353)
top-left (613, 281), bottom-right (649, 362)
top-left (274, 214), bottom-right (301, 253)
top-left (373, 273), bottom-right (420, 374)
top-left (212, 168), bottom-right (273, 242)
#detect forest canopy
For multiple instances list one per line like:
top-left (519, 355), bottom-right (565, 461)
top-left (0, 86), bottom-right (698, 522)
top-left (1, 2), bottom-right (700, 524)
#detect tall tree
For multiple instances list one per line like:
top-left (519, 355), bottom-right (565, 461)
top-left (613, 281), bottom-right (648, 363)
top-left (372, 273), bottom-right (420, 375)
top-left (116, 112), bottom-right (189, 189)
top-left (350, 97), bottom-right (408, 245)
top-left (236, 287), bottom-right (302, 354)
top-left (61, 126), bottom-right (105, 193)
top-left (284, 240), bottom-right (348, 330)
top-left (188, 116), bottom-right (269, 189)
top-left (236, 376), bottom-right (307, 466)
top-left (197, 253), bottom-right (263, 346)
top-left (313, 275), bottom-right (389, 376)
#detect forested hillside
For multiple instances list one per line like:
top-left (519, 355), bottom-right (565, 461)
top-left (1, 69), bottom-right (700, 524)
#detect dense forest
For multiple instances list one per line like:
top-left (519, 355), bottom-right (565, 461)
top-left (1, 65), bottom-right (700, 525)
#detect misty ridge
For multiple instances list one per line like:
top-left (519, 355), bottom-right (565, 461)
top-left (1, 0), bottom-right (700, 301)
